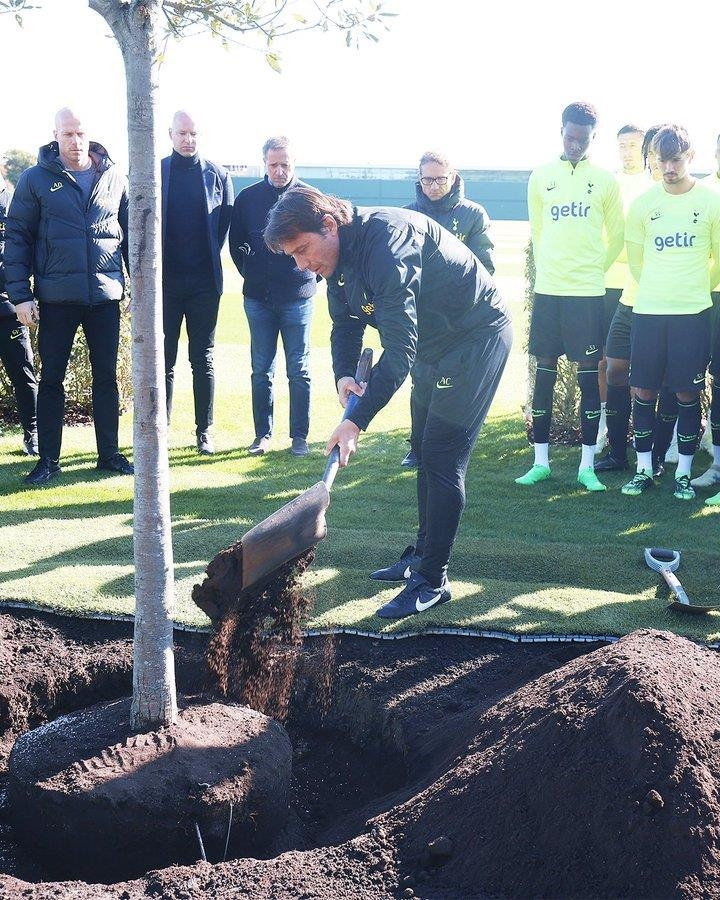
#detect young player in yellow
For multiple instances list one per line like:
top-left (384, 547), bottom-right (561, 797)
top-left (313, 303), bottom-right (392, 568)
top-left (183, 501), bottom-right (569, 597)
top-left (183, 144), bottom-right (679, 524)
top-left (622, 125), bottom-right (720, 501)
top-left (595, 124), bottom-right (652, 467)
top-left (694, 132), bottom-right (720, 501)
top-left (517, 102), bottom-right (624, 491)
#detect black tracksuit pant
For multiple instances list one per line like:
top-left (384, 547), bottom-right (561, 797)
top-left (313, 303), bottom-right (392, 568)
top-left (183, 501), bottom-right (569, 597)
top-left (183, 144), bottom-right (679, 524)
top-left (163, 279), bottom-right (220, 433)
top-left (37, 301), bottom-right (121, 461)
top-left (0, 317), bottom-right (37, 434)
top-left (409, 319), bottom-right (513, 586)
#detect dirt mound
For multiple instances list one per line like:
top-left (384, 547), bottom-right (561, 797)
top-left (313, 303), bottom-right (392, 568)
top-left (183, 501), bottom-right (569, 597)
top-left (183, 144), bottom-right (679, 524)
top-left (386, 629), bottom-right (720, 899)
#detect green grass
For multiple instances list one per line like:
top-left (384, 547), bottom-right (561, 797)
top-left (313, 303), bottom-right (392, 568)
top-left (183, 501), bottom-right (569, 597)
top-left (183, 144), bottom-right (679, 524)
top-left (2, 221), bottom-right (719, 642)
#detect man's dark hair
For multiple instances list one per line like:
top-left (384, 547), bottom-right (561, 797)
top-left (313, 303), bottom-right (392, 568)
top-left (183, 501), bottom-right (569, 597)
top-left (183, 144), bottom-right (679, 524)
top-left (419, 150), bottom-right (453, 171)
top-left (652, 124), bottom-right (691, 161)
top-left (264, 186), bottom-right (353, 252)
top-left (642, 125), bottom-right (664, 168)
top-left (561, 102), bottom-right (598, 128)
top-left (617, 124), bottom-right (644, 138)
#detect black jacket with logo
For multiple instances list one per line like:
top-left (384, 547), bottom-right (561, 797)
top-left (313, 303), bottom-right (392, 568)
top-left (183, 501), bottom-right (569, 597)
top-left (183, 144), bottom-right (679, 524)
top-left (0, 180), bottom-right (15, 317)
top-left (327, 207), bottom-right (509, 431)
top-left (405, 174), bottom-right (495, 275)
top-left (5, 141), bottom-right (129, 307)
top-left (229, 175), bottom-right (318, 301)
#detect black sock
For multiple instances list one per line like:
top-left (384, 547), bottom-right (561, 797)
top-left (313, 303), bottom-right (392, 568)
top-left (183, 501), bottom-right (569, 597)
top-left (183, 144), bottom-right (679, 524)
top-left (605, 384), bottom-right (630, 459)
top-left (578, 368), bottom-right (601, 446)
top-left (531, 366), bottom-right (557, 444)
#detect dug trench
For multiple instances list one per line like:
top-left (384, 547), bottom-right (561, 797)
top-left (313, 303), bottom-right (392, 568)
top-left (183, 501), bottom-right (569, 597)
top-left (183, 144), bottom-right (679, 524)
top-left (1, 594), bottom-right (720, 897)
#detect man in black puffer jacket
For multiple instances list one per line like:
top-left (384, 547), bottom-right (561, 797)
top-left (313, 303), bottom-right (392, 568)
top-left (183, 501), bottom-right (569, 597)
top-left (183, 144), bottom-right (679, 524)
top-left (229, 136), bottom-right (318, 458)
top-left (0, 172), bottom-right (37, 455)
top-left (5, 108), bottom-right (132, 486)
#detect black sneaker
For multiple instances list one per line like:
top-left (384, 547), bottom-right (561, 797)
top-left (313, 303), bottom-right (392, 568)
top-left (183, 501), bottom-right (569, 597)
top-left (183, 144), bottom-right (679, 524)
top-left (22, 430), bottom-right (39, 456)
top-left (25, 456), bottom-right (61, 486)
top-left (97, 452), bottom-right (134, 475)
top-left (652, 455), bottom-right (665, 478)
top-left (593, 453), bottom-right (628, 472)
top-left (196, 430), bottom-right (214, 455)
top-left (400, 449), bottom-right (418, 468)
top-left (370, 545), bottom-right (421, 581)
top-left (376, 572), bottom-right (452, 619)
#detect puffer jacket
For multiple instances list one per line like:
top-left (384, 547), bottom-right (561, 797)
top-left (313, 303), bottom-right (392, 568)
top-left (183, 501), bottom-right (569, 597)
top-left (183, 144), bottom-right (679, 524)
top-left (406, 174), bottom-right (495, 275)
top-left (5, 141), bottom-right (129, 306)
top-left (0, 179), bottom-right (16, 316)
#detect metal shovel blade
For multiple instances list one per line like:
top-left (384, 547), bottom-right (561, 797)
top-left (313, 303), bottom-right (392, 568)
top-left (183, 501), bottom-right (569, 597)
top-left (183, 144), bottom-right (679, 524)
top-left (240, 481), bottom-right (331, 594)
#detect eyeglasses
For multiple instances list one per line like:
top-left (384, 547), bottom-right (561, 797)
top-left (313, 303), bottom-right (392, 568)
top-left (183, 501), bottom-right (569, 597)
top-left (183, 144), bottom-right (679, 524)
top-left (420, 175), bottom-right (452, 187)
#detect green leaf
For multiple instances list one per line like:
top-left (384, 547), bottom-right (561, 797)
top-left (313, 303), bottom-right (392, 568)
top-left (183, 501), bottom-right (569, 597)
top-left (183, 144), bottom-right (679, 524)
top-left (265, 50), bottom-right (282, 73)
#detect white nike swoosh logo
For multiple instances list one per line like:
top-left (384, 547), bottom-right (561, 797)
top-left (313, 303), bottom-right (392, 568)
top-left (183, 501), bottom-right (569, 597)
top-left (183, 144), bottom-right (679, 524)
top-left (50, 185), bottom-right (62, 192)
top-left (403, 566), bottom-right (412, 578)
top-left (416, 593), bottom-right (442, 612)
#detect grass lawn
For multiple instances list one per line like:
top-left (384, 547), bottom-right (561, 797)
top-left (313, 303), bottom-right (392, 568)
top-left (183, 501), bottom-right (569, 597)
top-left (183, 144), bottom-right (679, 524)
top-left (1, 220), bottom-right (718, 643)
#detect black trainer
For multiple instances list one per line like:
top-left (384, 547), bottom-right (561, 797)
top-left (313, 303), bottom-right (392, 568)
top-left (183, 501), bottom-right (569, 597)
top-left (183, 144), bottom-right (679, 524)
top-left (97, 452), bottom-right (134, 475)
top-left (196, 430), bottom-right (214, 455)
top-left (25, 456), bottom-right (61, 486)
top-left (376, 572), bottom-right (452, 619)
top-left (593, 453), bottom-right (628, 472)
top-left (400, 449), bottom-right (418, 468)
top-left (370, 545), bottom-right (421, 581)
top-left (22, 430), bottom-right (39, 456)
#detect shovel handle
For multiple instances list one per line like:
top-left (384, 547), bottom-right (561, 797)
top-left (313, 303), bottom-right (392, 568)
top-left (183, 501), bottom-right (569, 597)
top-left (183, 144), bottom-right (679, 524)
top-left (661, 569), bottom-right (691, 606)
top-left (323, 348), bottom-right (373, 489)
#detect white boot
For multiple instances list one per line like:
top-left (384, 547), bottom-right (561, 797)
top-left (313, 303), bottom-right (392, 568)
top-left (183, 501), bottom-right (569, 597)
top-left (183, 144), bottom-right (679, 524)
top-left (690, 463), bottom-right (720, 488)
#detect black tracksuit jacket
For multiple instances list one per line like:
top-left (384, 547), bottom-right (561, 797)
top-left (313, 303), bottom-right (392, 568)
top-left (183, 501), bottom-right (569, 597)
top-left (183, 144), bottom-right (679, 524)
top-left (327, 206), bottom-right (509, 432)
top-left (405, 174), bottom-right (495, 275)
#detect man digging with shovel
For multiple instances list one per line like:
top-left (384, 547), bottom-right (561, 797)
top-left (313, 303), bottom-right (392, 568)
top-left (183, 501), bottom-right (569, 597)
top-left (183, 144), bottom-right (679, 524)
top-left (264, 187), bottom-right (512, 618)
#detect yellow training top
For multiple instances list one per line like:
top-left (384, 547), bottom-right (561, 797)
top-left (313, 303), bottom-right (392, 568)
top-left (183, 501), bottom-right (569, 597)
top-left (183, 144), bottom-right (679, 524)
top-left (626, 180), bottom-right (720, 314)
top-left (528, 157), bottom-right (624, 297)
top-left (605, 170), bottom-right (653, 292)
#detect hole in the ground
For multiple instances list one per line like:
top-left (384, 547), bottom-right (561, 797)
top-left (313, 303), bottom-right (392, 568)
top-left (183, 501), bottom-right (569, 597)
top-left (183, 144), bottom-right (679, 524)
top-left (0, 638), bottom-right (407, 885)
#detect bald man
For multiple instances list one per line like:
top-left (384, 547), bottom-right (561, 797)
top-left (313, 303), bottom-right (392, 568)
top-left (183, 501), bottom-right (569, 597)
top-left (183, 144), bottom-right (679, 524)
top-left (161, 110), bottom-right (234, 455)
top-left (5, 107), bottom-right (132, 485)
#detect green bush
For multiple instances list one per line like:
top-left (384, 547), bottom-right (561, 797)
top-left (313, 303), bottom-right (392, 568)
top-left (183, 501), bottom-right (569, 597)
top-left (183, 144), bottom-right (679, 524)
top-left (0, 307), bottom-right (133, 425)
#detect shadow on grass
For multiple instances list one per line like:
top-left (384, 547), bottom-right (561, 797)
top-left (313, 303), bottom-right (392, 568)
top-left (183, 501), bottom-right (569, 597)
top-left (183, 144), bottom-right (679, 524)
top-left (2, 415), bottom-right (718, 640)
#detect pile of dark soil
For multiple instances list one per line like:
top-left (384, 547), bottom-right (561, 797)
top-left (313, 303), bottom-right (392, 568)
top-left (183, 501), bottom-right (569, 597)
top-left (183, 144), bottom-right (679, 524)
top-left (1, 609), bottom-right (720, 899)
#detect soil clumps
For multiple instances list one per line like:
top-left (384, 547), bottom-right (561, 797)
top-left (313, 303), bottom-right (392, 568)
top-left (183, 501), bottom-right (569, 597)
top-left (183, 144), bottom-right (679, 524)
top-left (1, 609), bottom-right (720, 898)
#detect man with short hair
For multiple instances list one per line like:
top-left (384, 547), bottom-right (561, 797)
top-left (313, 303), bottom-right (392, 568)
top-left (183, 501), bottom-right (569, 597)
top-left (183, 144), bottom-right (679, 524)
top-left (162, 110), bottom-right (234, 455)
top-left (622, 124), bottom-right (720, 501)
top-left (264, 187), bottom-right (512, 619)
top-left (517, 102), bottom-right (624, 492)
top-left (229, 136), bottom-right (317, 457)
top-left (400, 149), bottom-right (495, 467)
top-left (0, 171), bottom-right (37, 456)
top-left (594, 124), bottom-right (651, 470)
top-left (5, 108), bottom-right (132, 485)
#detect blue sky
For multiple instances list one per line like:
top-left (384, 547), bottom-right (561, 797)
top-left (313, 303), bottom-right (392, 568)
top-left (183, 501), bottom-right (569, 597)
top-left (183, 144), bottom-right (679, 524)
top-left (3, 0), bottom-right (719, 174)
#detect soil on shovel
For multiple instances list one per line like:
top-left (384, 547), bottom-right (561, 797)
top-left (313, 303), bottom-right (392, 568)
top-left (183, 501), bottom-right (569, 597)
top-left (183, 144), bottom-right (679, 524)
top-left (1, 608), bottom-right (720, 899)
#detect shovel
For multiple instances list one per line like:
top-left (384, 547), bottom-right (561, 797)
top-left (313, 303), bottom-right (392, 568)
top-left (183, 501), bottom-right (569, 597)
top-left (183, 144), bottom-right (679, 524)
top-left (238, 348), bottom-right (374, 596)
top-left (644, 547), bottom-right (719, 614)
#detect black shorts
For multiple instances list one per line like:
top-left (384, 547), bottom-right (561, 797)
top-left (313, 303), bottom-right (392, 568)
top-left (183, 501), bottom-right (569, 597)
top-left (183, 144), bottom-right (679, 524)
top-left (529, 293), bottom-right (603, 363)
top-left (605, 302), bottom-right (633, 361)
top-left (602, 288), bottom-right (623, 345)
top-left (710, 292), bottom-right (720, 378)
top-left (630, 309), bottom-right (711, 393)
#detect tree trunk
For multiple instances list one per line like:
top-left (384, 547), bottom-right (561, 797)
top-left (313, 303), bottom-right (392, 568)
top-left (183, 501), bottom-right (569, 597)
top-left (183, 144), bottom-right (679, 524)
top-left (89, 0), bottom-right (177, 728)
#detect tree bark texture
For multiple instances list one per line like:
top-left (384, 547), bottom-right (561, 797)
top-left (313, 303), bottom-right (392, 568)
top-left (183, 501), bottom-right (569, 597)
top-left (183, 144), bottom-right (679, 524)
top-left (89, 0), bottom-right (177, 729)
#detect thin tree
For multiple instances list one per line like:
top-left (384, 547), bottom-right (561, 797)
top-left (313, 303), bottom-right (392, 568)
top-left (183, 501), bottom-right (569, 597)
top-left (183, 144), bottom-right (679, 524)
top-left (2, 0), bottom-right (393, 730)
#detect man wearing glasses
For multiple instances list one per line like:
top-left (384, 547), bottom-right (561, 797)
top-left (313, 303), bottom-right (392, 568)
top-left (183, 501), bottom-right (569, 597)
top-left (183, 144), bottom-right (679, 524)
top-left (399, 151), bottom-right (495, 466)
